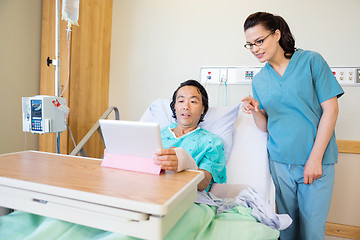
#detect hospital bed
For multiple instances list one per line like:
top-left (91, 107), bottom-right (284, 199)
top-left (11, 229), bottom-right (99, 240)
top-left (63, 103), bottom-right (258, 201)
top-left (0, 99), bottom-right (277, 239)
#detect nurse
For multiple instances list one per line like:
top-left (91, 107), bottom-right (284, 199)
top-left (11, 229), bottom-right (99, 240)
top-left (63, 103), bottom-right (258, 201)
top-left (241, 12), bottom-right (344, 240)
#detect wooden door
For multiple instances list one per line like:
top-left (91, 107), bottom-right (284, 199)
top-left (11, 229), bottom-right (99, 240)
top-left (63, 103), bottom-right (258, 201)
top-left (39, 0), bottom-right (113, 158)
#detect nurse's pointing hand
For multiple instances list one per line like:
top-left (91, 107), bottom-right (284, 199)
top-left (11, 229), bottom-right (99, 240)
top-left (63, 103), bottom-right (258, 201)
top-left (241, 96), bottom-right (259, 114)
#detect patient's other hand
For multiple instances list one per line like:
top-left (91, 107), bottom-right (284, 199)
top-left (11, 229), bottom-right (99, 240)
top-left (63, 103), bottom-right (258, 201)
top-left (153, 147), bottom-right (178, 171)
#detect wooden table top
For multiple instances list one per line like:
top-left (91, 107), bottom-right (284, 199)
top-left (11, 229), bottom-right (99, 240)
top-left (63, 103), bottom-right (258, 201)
top-left (0, 151), bottom-right (202, 206)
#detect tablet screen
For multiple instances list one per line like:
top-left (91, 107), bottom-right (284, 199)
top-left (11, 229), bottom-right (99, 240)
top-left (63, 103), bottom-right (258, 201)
top-left (99, 120), bottom-right (162, 159)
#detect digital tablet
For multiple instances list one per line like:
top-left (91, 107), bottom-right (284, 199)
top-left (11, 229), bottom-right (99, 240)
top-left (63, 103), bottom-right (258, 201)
top-left (99, 119), bottom-right (162, 159)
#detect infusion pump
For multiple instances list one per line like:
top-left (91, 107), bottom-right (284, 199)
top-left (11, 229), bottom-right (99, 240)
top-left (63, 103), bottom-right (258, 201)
top-left (22, 95), bottom-right (67, 134)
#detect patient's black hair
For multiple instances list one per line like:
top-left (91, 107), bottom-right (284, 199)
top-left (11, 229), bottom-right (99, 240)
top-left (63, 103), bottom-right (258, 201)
top-left (170, 80), bottom-right (209, 123)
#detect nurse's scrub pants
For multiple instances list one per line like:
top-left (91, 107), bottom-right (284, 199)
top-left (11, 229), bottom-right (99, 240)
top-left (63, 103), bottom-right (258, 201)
top-left (269, 161), bottom-right (335, 240)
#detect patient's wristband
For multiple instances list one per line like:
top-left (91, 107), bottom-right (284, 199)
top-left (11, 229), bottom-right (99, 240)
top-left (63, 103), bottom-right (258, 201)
top-left (173, 147), bottom-right (198, 172)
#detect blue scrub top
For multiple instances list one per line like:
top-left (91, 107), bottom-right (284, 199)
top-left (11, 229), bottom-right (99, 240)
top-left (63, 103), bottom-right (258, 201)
top-left (161, 123), bottom-right (227, 189)
top-left (252, 49), bottom-right (344, 165)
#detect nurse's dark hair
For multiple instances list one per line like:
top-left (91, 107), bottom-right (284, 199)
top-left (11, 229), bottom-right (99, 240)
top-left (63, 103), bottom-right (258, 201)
top-left (170, 80), bottom-right (209, 123)
top-left (244, 12), bottom-right (296, 59)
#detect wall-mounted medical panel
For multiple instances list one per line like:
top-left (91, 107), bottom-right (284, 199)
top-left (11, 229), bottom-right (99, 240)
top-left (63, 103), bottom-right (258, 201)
top-left (200, 66), bottom-right (262, 84)
top-left (201, 66), bottom-right (360, 86)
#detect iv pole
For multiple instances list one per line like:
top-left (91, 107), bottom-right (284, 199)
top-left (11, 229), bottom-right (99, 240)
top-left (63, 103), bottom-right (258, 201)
top-left (45, 0), bottom-right (77, 154)
top-left (47, 0), bottom-right (77, 154)
top-left (55, 0), bottom-right (61, 153)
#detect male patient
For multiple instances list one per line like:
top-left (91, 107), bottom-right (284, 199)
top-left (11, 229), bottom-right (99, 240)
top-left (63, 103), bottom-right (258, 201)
top-left (153, 80), bottom-right (226, 191)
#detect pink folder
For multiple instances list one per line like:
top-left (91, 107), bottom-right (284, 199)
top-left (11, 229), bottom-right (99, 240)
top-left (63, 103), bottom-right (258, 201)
top-left (101, 151), bottom-right (164, 175)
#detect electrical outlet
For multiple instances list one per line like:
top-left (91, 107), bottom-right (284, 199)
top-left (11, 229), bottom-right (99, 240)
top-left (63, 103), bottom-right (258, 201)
top-left (331, 67), bottom-right (360, 85)
top-left (223, 67), bottom-right (261, 84)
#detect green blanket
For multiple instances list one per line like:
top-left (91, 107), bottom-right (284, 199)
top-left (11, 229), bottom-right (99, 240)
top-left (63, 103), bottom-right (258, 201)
top-left (0, 204), bottom-right (279, 240)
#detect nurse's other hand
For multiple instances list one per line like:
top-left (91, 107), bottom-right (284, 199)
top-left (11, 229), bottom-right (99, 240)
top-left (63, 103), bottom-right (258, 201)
top-left (153, 147), bottom-right (178, 171)
top-left (303, 157), bottom-right (323, 184)
top-left (241, 96), bottom-right (259, 114)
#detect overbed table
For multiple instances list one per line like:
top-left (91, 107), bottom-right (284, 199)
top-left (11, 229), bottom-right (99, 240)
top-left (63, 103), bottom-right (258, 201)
top-left (0, 151), bottom-right (204, 239)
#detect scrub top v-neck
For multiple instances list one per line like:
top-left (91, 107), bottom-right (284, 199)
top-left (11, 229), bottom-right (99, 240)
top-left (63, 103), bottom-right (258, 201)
top-left (252, 49), bottom-right (344, 165)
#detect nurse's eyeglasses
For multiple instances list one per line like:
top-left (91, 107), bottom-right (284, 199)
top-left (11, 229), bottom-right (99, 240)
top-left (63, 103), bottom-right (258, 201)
top-left (244, 31), bottom-right (275, 49)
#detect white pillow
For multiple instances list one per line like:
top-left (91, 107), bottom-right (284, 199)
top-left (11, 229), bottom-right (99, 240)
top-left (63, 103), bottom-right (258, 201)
top-left (140, 99), bottom-right (239, 162)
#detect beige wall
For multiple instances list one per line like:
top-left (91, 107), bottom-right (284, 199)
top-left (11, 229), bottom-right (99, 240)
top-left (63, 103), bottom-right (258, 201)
top-left (328, 153), bottom-right (360, 226)
top-left (0, 0), bottom-right (42, 154)
top-left (109, 0), bottom-right (360, 226)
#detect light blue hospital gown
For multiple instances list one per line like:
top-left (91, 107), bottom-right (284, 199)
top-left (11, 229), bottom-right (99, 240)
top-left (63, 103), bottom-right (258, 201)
top-left (161, 123), bottom-right (227, 190)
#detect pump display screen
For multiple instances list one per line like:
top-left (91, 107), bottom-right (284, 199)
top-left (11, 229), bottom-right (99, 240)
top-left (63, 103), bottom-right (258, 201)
top-left (31, 99), bottom-right (42, 131)
top-left (31, 103), bottom-right (42, 117)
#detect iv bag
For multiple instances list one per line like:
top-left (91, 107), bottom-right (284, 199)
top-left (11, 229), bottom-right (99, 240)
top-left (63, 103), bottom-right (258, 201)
top-left (62, 0), bottom-right (80, 26)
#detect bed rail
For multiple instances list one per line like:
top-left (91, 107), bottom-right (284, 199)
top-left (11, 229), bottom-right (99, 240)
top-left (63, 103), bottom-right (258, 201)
top-left (70, 106), bottom-right (119, 157)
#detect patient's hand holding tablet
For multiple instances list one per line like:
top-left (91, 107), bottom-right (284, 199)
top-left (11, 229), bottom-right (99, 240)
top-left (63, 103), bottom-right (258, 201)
top-left (153, 147), bottom-right (198, 172)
